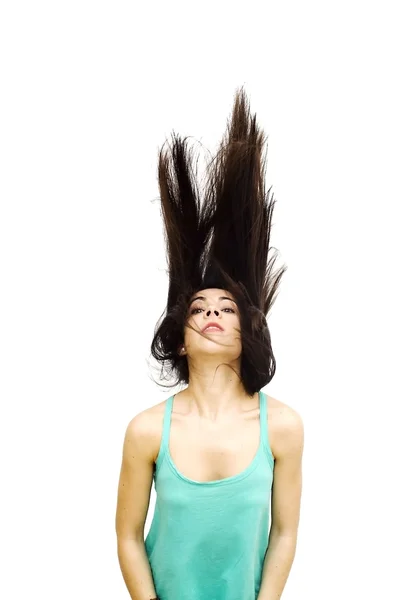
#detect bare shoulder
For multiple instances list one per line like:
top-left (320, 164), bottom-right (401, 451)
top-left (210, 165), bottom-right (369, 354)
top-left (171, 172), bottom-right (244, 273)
top-left (266, 394), bottom-right (304, 460)
top-left (125, 398), bottom-right (167, 463)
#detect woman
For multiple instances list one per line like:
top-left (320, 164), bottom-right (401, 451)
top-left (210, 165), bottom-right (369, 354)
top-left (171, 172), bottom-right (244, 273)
top-left (115, 88), bottom-right (304, 600)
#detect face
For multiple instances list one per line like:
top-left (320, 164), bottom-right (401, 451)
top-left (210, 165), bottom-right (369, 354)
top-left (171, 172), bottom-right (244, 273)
top-left (181, 288), bottom-right (242, 360)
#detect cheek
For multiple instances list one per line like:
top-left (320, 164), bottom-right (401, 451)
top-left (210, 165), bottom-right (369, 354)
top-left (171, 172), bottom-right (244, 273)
top-left (183, 317), bottom-right (201, 343)
top-left (186, 314), bottom-right (202, 331)
top-left (230, 314), bottom-right (241, 330)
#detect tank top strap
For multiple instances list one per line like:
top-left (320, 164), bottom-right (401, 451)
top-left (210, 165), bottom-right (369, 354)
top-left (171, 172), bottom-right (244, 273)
top-left (156, 394), bottom-right (174, 466)
top-left (259, 390), bottom-right (274, 465)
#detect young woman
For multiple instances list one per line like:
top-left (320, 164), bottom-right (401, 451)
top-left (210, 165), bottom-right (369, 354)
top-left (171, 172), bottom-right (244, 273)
top-left (115, 88), bottom-right (304, 600)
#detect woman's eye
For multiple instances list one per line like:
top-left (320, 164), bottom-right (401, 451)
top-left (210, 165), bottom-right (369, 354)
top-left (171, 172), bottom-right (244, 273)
top-left (190, 307), bottom-right (234, 314)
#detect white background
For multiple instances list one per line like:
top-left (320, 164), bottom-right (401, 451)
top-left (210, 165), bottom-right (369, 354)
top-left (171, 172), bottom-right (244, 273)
top-left (1, 1), bottom-right (400, 598)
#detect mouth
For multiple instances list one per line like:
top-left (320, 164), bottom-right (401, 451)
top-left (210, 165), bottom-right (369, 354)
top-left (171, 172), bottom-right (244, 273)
top-left (202, 323), bottom-right (224, 333)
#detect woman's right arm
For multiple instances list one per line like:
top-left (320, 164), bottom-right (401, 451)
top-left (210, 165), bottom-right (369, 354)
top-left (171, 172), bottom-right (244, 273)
top-left (115, 411), bottom-right (159, 600)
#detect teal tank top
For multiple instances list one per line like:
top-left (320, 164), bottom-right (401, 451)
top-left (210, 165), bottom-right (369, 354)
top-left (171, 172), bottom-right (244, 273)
top-left (144, 390), bottom-right (275, 600)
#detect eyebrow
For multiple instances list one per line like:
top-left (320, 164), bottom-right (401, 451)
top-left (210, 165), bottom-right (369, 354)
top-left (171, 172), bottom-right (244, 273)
top-left (189, 296), bottom-right (237, 305)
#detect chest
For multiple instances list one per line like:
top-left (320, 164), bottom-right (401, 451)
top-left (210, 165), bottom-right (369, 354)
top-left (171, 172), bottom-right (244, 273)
top-left (168, 412), bottom-right (262, 483)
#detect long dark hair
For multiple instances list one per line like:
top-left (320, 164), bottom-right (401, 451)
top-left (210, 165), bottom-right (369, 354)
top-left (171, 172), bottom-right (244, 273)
top-left (150, 87), bottom-right (287, 396)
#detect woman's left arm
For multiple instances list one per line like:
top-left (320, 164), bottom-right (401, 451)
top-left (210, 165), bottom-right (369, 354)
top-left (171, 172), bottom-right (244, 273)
top-left (257, 407), bottom-right (304, 600)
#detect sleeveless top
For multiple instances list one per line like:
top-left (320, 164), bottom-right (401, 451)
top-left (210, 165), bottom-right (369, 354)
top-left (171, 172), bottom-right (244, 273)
top-left (144, 390), bottom-right (275, 600)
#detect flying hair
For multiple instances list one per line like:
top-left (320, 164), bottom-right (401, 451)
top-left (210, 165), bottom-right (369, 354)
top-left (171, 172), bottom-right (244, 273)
top-left (150, 86), bottom-right (287, 396)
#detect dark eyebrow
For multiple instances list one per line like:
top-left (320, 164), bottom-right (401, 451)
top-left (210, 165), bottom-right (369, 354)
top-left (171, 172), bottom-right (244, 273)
top-left (189, 296), bottom-right (237, 305)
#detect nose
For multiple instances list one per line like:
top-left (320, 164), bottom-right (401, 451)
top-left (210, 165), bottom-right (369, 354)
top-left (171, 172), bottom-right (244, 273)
top-left (206, 308), bottom-right (219, 317)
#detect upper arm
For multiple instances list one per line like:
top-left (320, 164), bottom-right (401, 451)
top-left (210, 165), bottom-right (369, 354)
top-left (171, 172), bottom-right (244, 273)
top-left (270, 407), bottom-right (304, 536)
top-left (115, 411), bottom-right (156, 542)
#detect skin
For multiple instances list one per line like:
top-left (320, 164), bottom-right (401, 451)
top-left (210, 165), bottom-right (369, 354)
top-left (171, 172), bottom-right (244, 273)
top-left (115, 288), bottom-right (304, 600)
top-left (178, 287), bottom-right (249, 420)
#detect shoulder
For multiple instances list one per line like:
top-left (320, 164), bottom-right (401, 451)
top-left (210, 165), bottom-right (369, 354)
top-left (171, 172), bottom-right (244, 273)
top-left (266, 394), bottom-right (304, 461)
top-left (127, 398), bottom-right (166, 430)
top-left (125, 398), bottom-right (168, 462)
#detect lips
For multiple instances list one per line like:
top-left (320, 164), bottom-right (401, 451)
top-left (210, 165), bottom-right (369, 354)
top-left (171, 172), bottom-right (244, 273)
top-left (202, 322), bottom-right (224, 332)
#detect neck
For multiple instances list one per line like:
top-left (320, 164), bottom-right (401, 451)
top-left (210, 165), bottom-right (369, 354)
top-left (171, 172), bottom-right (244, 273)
top-left (178, 361), bottom-right (255, 421)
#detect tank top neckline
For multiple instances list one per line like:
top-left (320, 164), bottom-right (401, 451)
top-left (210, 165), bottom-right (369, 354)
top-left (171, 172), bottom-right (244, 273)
top-left (161, 390), bottom-right (269, 487)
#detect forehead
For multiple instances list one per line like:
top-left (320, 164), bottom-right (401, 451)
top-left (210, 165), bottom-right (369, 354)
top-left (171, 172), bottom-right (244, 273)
top-left (189, 288), bottom-right (235, 302)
